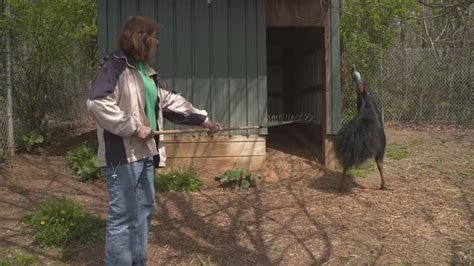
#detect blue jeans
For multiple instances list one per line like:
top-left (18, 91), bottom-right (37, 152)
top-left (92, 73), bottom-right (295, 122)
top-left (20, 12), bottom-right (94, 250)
top-left (101, 157), bottom-right (155, 266)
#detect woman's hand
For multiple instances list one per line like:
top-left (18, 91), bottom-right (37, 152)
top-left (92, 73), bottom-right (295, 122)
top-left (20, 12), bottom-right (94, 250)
top-left (135, 125), bottom-right (153, 139)
top-left (202, 119), bottom-right (222, 136)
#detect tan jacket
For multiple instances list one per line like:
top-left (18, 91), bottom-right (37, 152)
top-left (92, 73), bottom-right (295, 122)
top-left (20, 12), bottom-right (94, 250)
top-left (87, 49), bottom-right (208, 167)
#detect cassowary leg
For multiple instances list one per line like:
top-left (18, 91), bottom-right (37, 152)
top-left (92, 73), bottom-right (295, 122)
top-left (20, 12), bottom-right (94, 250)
top-left (339, 167), bottom-right (348, 191)
top-left (375, 159), bottom-right (385, 190)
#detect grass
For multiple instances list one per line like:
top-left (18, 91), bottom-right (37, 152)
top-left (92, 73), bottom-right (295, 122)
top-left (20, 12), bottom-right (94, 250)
top-left (347, 161), bottom-right (375, 178)
top-left (21, 197), bottom-right (105, 249)
top-left (155, 168), bottom-right (202, 192)
top-left (59, 249), bottom-right (76, 262)
top-left (409, 138), bottom-right (424, 145)
top-left (457, 164), bottom-right (474, 179)
top-left (386, 142), bottom-right (411, 160)
top-left (269, 244), bottom-right (282, 253)
top-left (340, 255), bottom-right (356, 264)
top-left (0, 248), bottom-right (40, 266)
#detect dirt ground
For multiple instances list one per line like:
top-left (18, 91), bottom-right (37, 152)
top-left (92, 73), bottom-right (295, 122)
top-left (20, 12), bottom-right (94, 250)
top-left (0, 121), bottom-right (472, 265)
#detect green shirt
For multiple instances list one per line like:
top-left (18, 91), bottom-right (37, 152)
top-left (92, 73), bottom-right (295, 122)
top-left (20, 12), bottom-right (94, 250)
top-left (136, 62), bottom-right (158, 131)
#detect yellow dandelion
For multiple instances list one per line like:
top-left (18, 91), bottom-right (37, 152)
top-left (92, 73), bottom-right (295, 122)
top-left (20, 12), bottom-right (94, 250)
top-left (60, 209), bottom-right (66, 215)
top-left (39, 220), bottom-right (46, 225)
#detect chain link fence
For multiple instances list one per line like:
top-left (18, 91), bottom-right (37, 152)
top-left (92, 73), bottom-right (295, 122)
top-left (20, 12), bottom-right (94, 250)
top-left (341, 48), bottom-right (473, 126)
top-left (0, 86), bottom-right (7, 159)
top-left (0, 27), bottom-right (8, 158)
top-left (0, 34), bottom-right (93, 157)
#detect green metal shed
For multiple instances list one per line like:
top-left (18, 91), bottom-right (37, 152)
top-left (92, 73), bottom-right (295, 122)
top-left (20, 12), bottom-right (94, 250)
top-left (97, 0), bottom-right (341, 169)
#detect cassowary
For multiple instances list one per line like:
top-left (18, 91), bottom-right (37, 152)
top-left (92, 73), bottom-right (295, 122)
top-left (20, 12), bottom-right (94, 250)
top-left (335, 69), bottom-right (386, 190)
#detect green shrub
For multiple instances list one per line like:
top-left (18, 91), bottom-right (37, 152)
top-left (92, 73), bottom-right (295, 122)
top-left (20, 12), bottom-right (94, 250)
top-left (154, 168), bottom-right (202, 192)
top-left (21, 197), bottom-right (105, 248)
top-left (65, 142), bottom-right (100, 182)
top-left (19, 130), bottom-right (44, 152)
top-left (214, 168), bottom-right (260, 191)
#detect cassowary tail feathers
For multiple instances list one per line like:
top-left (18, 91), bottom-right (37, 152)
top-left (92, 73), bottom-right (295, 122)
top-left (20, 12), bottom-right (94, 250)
top-left (335, 117), bottom-right (377, 169)
top-left (335, 92), bottom-right (386, 169)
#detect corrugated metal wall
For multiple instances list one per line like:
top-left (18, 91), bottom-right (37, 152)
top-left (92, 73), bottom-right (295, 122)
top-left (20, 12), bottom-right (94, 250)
top-left (293, 49), bottom-right (323, 125)
top-left (98, 0), bottom-right (267, 135)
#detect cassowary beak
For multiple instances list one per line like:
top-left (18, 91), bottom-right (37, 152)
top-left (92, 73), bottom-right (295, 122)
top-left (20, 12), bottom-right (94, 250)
top-left (352, 70), bottom-right (362, 84)
top-left (352, 70), bottom-right (364, 93)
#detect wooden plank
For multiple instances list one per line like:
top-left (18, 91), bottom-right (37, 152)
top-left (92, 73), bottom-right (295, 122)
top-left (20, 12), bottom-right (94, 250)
top-left (165, 141), bottom-right (266, 157)
top-left (211, 0), bottom-right (230, 136)
top-left (256, 0), bottom-right (267, 135)
top-left (329, 0), bottom-right (341, 134)
top-left (324, 135), bottom-right (337, 169)
top-left (164, 135), bottom-right (265, 143)
top-left (266, 0), bottom-right (324, 27)
top-left (322, 0), bottom-right (330, 166)
top-left (166, 156), bottom-right (265, 171)
top-left (229, 0), bottom-right (247, 136)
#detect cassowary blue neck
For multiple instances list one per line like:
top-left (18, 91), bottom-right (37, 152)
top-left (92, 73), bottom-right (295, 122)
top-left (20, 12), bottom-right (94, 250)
top-left (357, 82), bottom-right (365, 93)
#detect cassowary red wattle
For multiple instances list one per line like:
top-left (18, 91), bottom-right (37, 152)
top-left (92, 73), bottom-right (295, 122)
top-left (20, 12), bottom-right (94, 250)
top-left (335, 69), bottom-right (386, 190)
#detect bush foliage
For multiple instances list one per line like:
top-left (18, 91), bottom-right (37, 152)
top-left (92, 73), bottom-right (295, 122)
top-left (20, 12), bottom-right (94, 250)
top-left (155, 169), bottom-right (202, 192)
top-left (214, 168), bottom-right (260, 191)
top-left (21, 197), bottom-right (105, 248)
top-left (65, 143), bottom-right (100, 182)
top-left (18, 130), bottom-right (44, 152)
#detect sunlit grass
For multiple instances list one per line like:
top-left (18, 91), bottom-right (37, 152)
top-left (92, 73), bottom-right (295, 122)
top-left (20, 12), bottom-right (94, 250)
top-left (386, 142), bottom-right (411, 160)
top-left (348, 161), bottom-right (376, 178)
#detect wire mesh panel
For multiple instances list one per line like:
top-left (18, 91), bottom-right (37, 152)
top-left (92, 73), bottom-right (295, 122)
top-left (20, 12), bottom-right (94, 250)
top-left (0, 32), bottom-right (94, 156)
top-left (342, 48), bottom-right (473, 126)
top-left (0, 94), bottom-right (7, 157)
top-left (0, 31), bottom-right (8, 157)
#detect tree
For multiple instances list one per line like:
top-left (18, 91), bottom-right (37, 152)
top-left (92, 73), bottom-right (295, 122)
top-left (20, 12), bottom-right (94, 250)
top-left (340, 0), bottom-right (420, 71)
top-left (1, 0), bottom-right (97, 130)
top-left (340, 0), bottom-right (472, 67)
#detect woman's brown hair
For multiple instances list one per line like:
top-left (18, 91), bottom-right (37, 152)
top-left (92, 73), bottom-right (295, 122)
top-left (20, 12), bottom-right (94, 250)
top-left (119, 16), bottom-right (159, 63)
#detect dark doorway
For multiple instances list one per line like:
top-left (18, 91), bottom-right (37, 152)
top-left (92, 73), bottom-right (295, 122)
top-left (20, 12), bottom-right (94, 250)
top-left (266, 27), bottom-right (324, 158)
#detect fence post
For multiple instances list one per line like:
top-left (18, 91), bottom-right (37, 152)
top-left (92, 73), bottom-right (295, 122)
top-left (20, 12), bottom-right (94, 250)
top-left (4, 4), bottom-right (14, 154)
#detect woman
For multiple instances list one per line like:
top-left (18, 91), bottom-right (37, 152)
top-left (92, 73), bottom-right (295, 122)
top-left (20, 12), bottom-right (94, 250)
top-left (87, 16), bottom-right (221, 265)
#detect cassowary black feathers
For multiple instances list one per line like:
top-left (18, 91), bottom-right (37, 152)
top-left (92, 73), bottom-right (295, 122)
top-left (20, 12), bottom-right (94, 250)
top-left (335, 70), bottom-right (386, 190)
